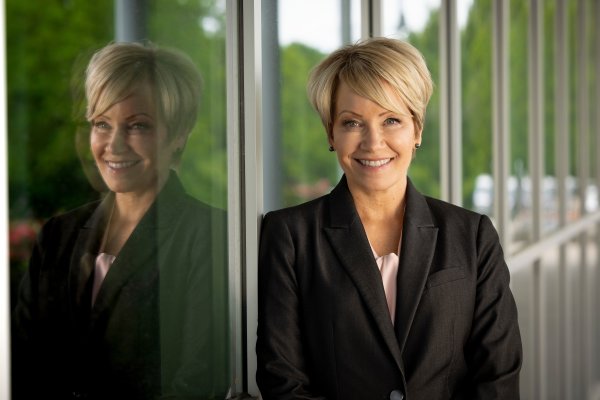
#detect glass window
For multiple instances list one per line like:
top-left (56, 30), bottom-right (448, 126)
top-left (263, 0), bottom-right (361, 211)
top-left (8, 1), bottom-right (232, 398)
top-left (508, 0), bottom-right (531, 249)
top-left (382, 0), bottom-right (442, 199)
top-left (459, 0), bottom-right (493, 219)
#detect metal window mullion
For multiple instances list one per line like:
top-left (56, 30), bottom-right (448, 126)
top-left (554, 0), bottom-right (570, 398)
top-left (242, 0), bottom-right (262, 393)
top-left (225, 0), bottom-right (244, 395)
top-left (0, 0), bottom-right (10, 397)
top-left (594, 0), bottom-right (600, 387)
top-left (226, 0), bottom-right (263, 395)
top-left (114, 0), bottom-right (147, 42)
top-left (361, 0), bottom-right (382, 39)
top-left (341, 0), bottom-right (352, 44)
top-left (576, 0), bottom-right (590, 397)
top-left (528, 2), bottom-right (544, 242)
top-left (492, 0), bottom-right (510, 249)
top-left (440, 0), bottom-right (462, 206)
top-left (528, 0), bottom-right (545, 398)
top-left (262, 0), bottom-right (281, 213)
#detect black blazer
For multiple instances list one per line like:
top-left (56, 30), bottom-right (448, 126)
top-left (12, 172), bottom-right (229, 400)
top-left (257, 176), bottom-right (522, 400)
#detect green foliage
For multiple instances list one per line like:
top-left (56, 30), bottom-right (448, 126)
top-left (7, 0), bottom-right (114, 219)
top-left (460, 0), bottom-right (493, 207)
top-left (7, 0), bottom-right (597, 221)
top-left (7, 0), bottom-right (229, 219)
top-left (280, 43), bottom-right (339, 206)
top-left (147, 0), bottom-right (228, 209)
top-left (407, 9), bottom-right (442, 199)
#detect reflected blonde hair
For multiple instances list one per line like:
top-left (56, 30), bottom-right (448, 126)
top-left (85, 42), bottom-right (202, 144)
top-left (307, 37), bottom-right (433, 135)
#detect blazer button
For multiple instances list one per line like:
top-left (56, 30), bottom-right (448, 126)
top-left (389, 389), bottom-right (404, 400)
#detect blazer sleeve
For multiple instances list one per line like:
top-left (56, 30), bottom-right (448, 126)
top-left (256, 212), bottom-right (328, 400)
top-left (159, 208), bottom-right (230, 400)
top-left (11, 217), bottom-right (58, 399)
top-left (465, 215), bottom-right (522, 399)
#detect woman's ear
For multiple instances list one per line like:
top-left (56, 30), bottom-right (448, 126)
top-left (174, 134), bottom-right (187, 150)
top-left (327, 125), bottom-right (334, 146)
top-left (415, 127), bottom-right (423, 146)
top-left (170, 134), bottom-right (188, 166)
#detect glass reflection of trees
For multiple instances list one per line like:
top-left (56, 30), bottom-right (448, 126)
top-left (7, 0), bottom-right (228, 297)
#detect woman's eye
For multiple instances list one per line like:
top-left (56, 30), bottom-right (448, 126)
top-left (342, 119), bottom-right (361, 129)
top-left (93, 121), bottom-right (111, 130)
top-left (129, 122), bottom-right (151, 132)
top-left (384, 117), bottom-right (401, 126)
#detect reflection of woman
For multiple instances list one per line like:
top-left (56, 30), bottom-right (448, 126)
top-left (257, 38), bottom-right (522, 399)
top-left (13, 42), bottom-right (229, 399)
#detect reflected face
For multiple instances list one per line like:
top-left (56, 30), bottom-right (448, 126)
top-left (90, 86), bottom-right (180, 198)
top-left (330, 81), bottom-right (420, 196)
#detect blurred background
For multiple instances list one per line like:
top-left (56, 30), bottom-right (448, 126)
top-left (2, 0), bottom-right (600, 399)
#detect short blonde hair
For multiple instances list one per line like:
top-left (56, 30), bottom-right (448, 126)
top-left (85, 42), bottom-right (202, 143)
top-left (307, 37), bottom-right (433, 135)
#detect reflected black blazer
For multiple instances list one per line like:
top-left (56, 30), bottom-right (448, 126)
top-left (257, 176), bottom-right (522, 400)
top-left (12, 173), bottom-right (229, 400)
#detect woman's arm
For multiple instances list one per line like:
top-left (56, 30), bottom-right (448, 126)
top-left (256, 212), bottom-right (327, 400)
top-left (465, 215), bottom-right (522, 399)
top-left (159, 207), bottom-right (230, 399)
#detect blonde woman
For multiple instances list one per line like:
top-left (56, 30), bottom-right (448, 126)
top-left (257, 38), bottom-right (522, 400)
top-left (13, 42), bottom-right (229, 399)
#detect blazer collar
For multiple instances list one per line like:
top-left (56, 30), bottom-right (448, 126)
top-left (323, 176), bottom-right (438, 371)
top-left (69, 171), bottom-right (187, 320)
top-left (324, 176), bottom-right (404, 374)
top-left (395, 179), bottom-right (438, 353)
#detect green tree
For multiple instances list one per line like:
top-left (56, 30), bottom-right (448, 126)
top-left (407, 9), bottom-right (442, 199)
top-left (7, 0), bottom-right (114, 220)
top-left (148, 0), bottom-right (228, 209)
top-left (280, 43), bottom-right (339, 206)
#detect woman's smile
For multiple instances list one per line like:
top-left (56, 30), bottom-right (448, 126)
top-left (104, 159), bottom-right (141, 170)
top-left (356, 157), bottom-right (395, 168)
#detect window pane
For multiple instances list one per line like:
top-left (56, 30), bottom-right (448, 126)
top-left (382, 0), bottom-right (442, 198)
top-left (263, 0), bottom-right (361, 210)
top-left (460, 0), bottom-right (493, 219)
top-left (8, 1), bottom-right (232, 398)
top-left (509, 0), bottom-right (531, 249)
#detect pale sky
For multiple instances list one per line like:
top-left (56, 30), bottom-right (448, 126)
top-left (279, 0), bottom-right (474, 52)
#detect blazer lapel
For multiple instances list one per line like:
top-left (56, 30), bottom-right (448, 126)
top-left (68, 196), bottom-right (112, 327)
top-left (323, 177), bottom-right (405, 374)
top-left (394, 180), bottom-right (438, 353)
top-left (89, 174), bottom-right (183, 320)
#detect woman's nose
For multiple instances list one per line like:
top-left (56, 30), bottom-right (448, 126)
top-left (361, 123), bottom-right (385, 149)
top-left (106, 127), bottom-right (128, 154)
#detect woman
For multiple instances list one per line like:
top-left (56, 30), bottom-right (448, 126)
top-left (12, 42), bottom-right (229, 399)
top-left (256, 38), bottom-right (522, 400)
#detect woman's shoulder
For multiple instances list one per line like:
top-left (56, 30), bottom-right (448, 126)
top-left (424, 195), bottom-right (481, 218)
top-left (42, 200), bottom-right (103, 231)
top-left (421, 194), bottom-right (492, 232)
top-left (170, 191), bottom-right (226, 223)
top-left (263, 193), bottom-right (329, 222)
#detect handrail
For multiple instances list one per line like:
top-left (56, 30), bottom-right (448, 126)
top-left (507, 210), bottom-right (600, 272)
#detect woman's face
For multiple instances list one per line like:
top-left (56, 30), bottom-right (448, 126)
top-left (330, 81), bottom-right (420, 197)
top-left (90, 86), bottom-right (181, 198)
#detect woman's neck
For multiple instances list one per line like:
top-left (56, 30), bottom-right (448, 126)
top-left (349, 183), bottom-right (407, 224)
top-left (348, 181), bottom-right (407, 256)
top-left (100, 190), bottom-right (157, 256)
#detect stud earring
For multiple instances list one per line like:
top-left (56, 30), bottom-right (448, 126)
top-left (329, 145), bottom-right (334, 152)
top-left (415, 143), bottom-right (421, 149)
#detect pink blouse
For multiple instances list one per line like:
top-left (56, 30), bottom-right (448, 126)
top-left (91, 252), bottom-right (116, 305)
top-left (371, 242), bottom-right (401, 324)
